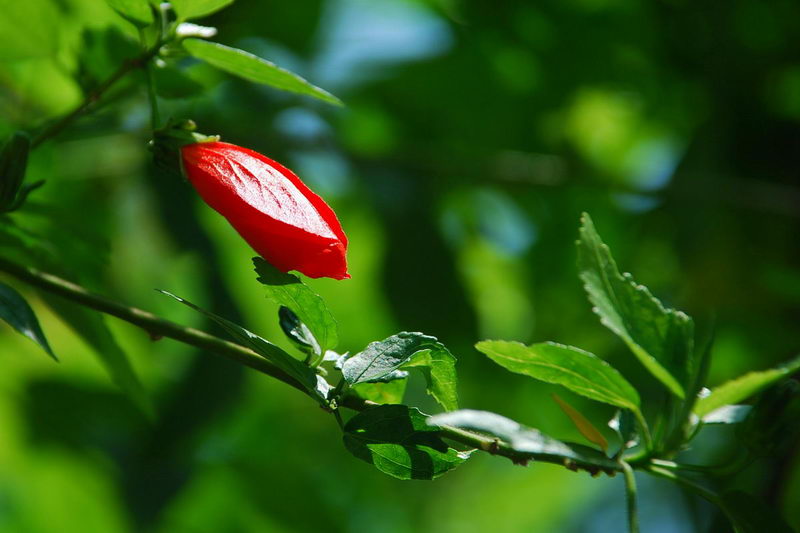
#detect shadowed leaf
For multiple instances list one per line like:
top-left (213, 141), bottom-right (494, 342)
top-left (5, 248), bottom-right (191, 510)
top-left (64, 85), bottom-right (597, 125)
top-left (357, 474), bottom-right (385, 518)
top-left (343, 405), bottom-right (469, 480)
top-left (0, 282), bottom-right (56, 360)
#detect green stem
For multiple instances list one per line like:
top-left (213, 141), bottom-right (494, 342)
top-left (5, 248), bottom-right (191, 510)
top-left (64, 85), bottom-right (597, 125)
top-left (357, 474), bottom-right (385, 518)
top-left (143, 63), bottom-right (161, 130)
top-left (647, 466), bottom-right (746, 532)
top-left (139, 29), bottom-right (161, 131)
top-left (646, 466), bottom-right (721, 505)
top-left (0, 256), bottom-right (305, 393)
top-left (0, 256), bottom-right (624, 473)
top-left (333, 408), bottom-right (344, 429)
top-left (632, 408), bottom-right (653, 452)
top-left (31, 44), bottom-right (163, 149)
top-left (621, 461), bottom-right (639, 533)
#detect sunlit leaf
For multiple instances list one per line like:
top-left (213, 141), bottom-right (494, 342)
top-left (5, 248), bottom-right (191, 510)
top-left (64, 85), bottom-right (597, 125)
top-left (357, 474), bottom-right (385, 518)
top-left (254, 258), bottom-right (337, 355)
top-left (401, 342), bottom-right (458, 412)
top-left (694, 354), bottom-right (800, 417)
top-left (353, 379), bottom-right (408, 405)
top-left (477, 340), bottom-right (640, 412)
top-left (182, 39), bottom-right (342, 105)
top-left (342, 332), bottom-right (458, 411)
top-left (577, 213), bottom-right (695, 398)
top-left (702, 405), bottom-right (751, 424)
top-left (343, 405), bottom-right (469, 480)
top-left (171, 0), bottom-right (233, 20)
top-left (105, 0), bottom-right (153, 27)
top-left (428, 409), bottom-right (619, 470)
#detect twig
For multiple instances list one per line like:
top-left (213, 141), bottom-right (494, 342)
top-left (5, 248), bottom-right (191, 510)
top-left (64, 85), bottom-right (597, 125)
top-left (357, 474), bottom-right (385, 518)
top-left (621, 461), bottom-right (639, 533)
top-left (31, 44), bottom-right (163, 149)
top-left (0, 256), bottom-right (304, 393)
top-left (0, 255), bottom-right (624, 472)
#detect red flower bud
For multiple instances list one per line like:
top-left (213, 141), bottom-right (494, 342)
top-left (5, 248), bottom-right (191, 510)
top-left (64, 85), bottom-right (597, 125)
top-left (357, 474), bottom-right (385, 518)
top-left (181, 141), bottom-right (349, 280)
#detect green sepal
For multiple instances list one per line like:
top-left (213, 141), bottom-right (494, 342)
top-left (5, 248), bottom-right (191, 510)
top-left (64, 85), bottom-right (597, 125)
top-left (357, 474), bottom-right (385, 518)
top-left (150, 119), bottom-right (219, 181)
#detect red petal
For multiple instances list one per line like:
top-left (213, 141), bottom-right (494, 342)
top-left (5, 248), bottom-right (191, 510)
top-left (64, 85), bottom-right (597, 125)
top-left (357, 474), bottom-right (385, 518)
top-left (181, 142), bottom-right (349, 279)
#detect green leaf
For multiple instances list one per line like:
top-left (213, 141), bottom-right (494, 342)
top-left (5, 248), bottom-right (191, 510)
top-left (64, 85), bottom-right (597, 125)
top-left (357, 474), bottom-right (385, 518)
top-left (278, 306), bottom-right (319, 358)
top-left (694, 354), bottom-right (800, 417)
top-left (43, 296), bottom-right (150, 415)
top-left (427, 409), bottom-right (619, 470)
top-left (0, 282), bottom-right (56, 360)
top-left (608, 409), bottom-right (638, 450)
top-left (552, 393), bottom-right (609, 452)
top-left (342, 332), bottom-right (459, 411)
top-left (0, 131), bottom-right (31, 212)
top-left (159, 290), bottom-right (325, 403)
top-left (343, 405), bottom-right (469, 480)
top-left (577, 213), bottom-right (695, 398)
top-left (719, 491), bottom-right (794, 533)
top-left (182, 39), bottom-right (342, 106)
top-left (170, 0), bottom-right (233, 20)
top-left (254, 258), bottom-right (338, 356)
top-left (402, 342), bottom-right (459, 412)
top-left (702, 405), bottom-right (751, 424)
top-left (738, 380), bottom-right (800, 454)
top-left (477, 340), bottom-right (640, 412)
top-left (353, 379), bottom-right (408, 405)
top-left (105, 0), bottom-right (153, 27)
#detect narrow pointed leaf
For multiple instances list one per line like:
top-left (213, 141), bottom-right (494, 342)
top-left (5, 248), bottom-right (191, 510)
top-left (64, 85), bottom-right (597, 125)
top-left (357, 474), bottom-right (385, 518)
top-left (278, 306), bottom-right (320, 357)
top-left (702, 405), bottom-right (751, 424)
top-left (0, 132), bottom-right (31, 212)
top-left (183, 39), bottom-right (342, 105)
top-left (609, 409), bottom-right (639, 450)
top-left (428, 409), bottom-right (619, 470)
top-left (552, 393), bottom-right (609, 452)
top-left (343, 405), bottom-right (469, 480)
top-left (254, 258), bottom-right (337, 355)
top-left (694, 354), bottom-right (800, 417)
top-left (477, 340), bottom-right (640, 412)
top-left (159, 290), bottom-right (324, 402)
top-left (577, 213), bottom-right (694, 398)
top-left (0, 282), bottom-right (56, 360)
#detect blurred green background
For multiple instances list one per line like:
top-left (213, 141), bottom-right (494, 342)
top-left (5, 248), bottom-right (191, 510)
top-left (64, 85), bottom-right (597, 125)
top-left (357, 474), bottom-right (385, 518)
top-left (1, 0), bottom-right (799, 531)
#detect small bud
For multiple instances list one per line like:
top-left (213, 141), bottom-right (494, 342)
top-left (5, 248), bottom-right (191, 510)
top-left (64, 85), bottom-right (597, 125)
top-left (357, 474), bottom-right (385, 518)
top-left (180, 141), bottom-right (349, 279)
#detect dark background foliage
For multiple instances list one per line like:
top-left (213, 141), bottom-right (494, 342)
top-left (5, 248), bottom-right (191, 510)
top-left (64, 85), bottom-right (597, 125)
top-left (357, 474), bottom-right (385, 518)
top-left (1, 0), bottom-right (798, 531)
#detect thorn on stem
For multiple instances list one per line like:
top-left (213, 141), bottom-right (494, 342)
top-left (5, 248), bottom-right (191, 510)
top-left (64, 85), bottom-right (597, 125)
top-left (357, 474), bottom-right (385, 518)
top-left (487, 439), bottom-right (501, 455)
top-left (512, 456), bottom-right (530, 467)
